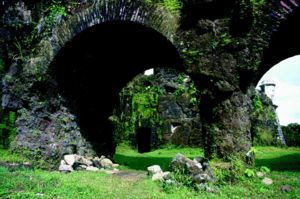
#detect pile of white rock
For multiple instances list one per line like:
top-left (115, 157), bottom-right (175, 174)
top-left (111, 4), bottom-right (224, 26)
top-left (147, 153), bottom-right (215, 189)
top-left (147, 165), bottom-right (171, 182)
top-left (59, 154), bottom-right (119, 172)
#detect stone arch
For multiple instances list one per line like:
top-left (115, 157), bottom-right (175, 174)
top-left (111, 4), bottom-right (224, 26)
top-left (255, 1), bottom-right (300, 85)
top-left (20, 0), bottom-right (180, 88)
top-left (53, 0), bottom-right (179, 49)
top-left (50, 20), bottom-right (183, 155)
top-left (4, 0), bottom-right (183, 167)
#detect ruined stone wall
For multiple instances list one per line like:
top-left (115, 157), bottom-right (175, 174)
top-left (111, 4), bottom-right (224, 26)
top-left (113, 68), bottom-right (202, 148)
top-left (0, 0), bottom-right (287, 167)
top-left (250, 89), bottom-right (280, 146)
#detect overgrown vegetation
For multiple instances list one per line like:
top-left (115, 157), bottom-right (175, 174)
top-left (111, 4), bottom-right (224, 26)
top-left (43, 0), bottom-right (67, 33)
top-left (0, 59), bottom-right (17, 149)
top-left (282, 123), bottom-right (300, 147)
top-left (251, 92), bottom-right (279, 146)
top-left (160, 0), bottom-right (183, 14)
top-left (0, 148), bottom-right (29, 163)
top-left (0, 111), bottom-right (17, 149)
top-left (112, 71), bottom-right (200, 149)
top-left (146, 0), bottom-right (183, 14)
top-left (112, 75), bottom-right (166, 148)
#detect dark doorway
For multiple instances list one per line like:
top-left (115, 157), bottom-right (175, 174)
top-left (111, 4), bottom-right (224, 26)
top-left (136, 127), bottom-right (152, 153)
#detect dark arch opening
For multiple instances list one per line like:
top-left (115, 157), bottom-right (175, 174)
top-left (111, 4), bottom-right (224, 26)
top-left (257, 7), bottom-right (300, 85)
top-left (136, 127), bottom-right (152, 153)
top-left (50, 21), bottom-right (183, 156)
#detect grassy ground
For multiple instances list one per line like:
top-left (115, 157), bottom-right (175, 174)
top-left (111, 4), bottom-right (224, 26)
top-left (0, 146), bottom-right (300, 198)
top-left (255, 146), bottom-right (300, 171)
top-left (113, 144), bottom-right (204, 170)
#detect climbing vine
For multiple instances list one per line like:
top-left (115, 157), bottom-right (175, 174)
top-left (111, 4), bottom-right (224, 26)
top-left (42, 0), bottom-right (67, 34)
top-left (112, 75), bottom-right (166, 147)
top-left (251, 92), bottom-right (279, 146)
top-left (174, 73), bottom-right (199, 107)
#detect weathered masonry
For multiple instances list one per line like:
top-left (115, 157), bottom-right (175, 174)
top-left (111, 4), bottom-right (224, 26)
top-left (0, 0), bottom-right (300, 168)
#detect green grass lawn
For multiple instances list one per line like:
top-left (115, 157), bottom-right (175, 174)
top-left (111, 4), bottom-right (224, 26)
top-left (113, 144), bottom-right (204, 170)
top-left (255, 146), bottom-right (300, 171)
top-left (0, 146), bottom-right (299, 198)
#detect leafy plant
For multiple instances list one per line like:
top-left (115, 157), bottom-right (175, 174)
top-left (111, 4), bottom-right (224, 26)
top-left (250, 147), bottom-right (257, 154)
top-left (43, 0), bottom-right (67, 33)
top-left (173, 73), bottom-right (199, 106)
top-left (166, 166), bottom-right (194, 190)
top-left (173, 85), bottom-right (185, 96)
top-left (260, 166), bottom-right (270, 173)
top-left (161, 0), bottom-right (183, 14)
top-left (244, 168), bottom-right (255, 178)
top-left (181, 48), bottom-right (202, 68)
top-left (188, 82), bottom-right (199, 106)
top-left (253, 95), bottom-right (263, 112)
top-left (220, 33), bottom-right (233, 46)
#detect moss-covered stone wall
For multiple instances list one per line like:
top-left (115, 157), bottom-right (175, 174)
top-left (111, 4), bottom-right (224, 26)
top-left (250, 89), bottom-right (280, 146)
top-left (0, 0), bottom-right (297, 167)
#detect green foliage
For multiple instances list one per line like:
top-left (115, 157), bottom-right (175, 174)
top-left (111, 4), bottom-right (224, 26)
top-left (49, 1), bottom-right (67, 20)
top-left (211, 31), bottom-right (234, 50)
top-left (0, 148), bottom-right (29, 163)
top-left (268, 108), bottom-right (276, 121)
top-left (282, 123), bottom-right (300, 147)
top-left (188, 82), bottom-right (199, 106)
top-left (173, 85), bottom-right (185, 96)
top-left (253, 128), bottom-right (275, 146)
top-left (168, 167), bottom-right (194, 189)
top-left (250, 147), bottom-right (257, 154)
top-left (181, 48), bottom-right (202, 68)
top-left (251, 93), bottom-right (278, 146)
top-left (177, 73), bottom-right (185, 84)
top-left (260, 166), bottom-right (270, 173)
top-left (9, 25), bottom-right (41, 61)
top-left (114, 72), bottom-right (200, 147)
top-left (244, 168), bottom-right (255, 178)
top-left (113, 75), bottom-right (166, 146)
top-left (250, 0), bottom-right (265, 6)
top-left (173, 73), bottom-right (199, 107)
top-left (0, 111), bottom-right (17, 149)
top-left (253, 95), bottom-right (263, 113)
top-left (213, 156), bottom-right (246, 184)
top-left (244, 166), bottom-right (270, 178)
top-left (131, 86), bottom-right (163, 127)
top-left (43, 0), bottom-right (67, 32)
top-left (160, 0), bottom-right (183, 14)
top-left (220, 33), bottom-right (233, 46)
top-left (0, 59), bottom-right (5, 74)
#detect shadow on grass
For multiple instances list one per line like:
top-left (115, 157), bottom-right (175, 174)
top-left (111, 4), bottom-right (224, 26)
top-left (256, 153), bottom-right (300, 171)
top-left (113, 154), bottom-right (173, 171)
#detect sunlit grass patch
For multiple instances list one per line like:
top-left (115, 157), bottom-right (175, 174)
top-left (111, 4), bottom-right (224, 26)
top-left (113, 143), bottom-right (204, 170)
